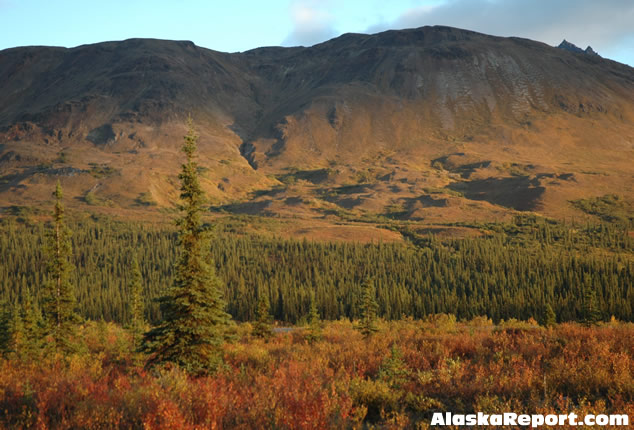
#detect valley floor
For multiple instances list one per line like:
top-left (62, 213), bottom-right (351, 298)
top-left (1, 319), bottom-right (633, 429)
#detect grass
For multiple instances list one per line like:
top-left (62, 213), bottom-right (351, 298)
top-left (54, 151), bottom-right (69, 163)
top-left (135, 192), bottom-right (157, 207)
top-left (275, 168), bottom-right (333, 186)
top-left (84, 191), bottom-right (114, 207)
top-left (571, 194), bottom-right (633, 224)
top-left (422, 187), bottom-right (464, 197)
top-left (497, 162), bottom-right (532, 177)
top-left (88, 163), bottom-right (120, 179)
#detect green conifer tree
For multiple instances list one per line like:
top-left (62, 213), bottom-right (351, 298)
top-left (378, 346), bottom-right (409, 389)
top-left (42, 182), bottom-right (78, 351)
top-left (252, 295), bottom-right (273, 339)
top-left (583, 286), bottom-right (602, 326)
top-left (358, 278), bottom-right (379, 337)
top-left (0, 301), bottom-right (11, 355)
top-left (7, 305), bottom-right (24, 355)
top-left (306, 292), bottom-right (322, 343)
top-left (20, 288), bottom-right (44, 358)
top-left (129, 256), bottom-right (145, 350)
top-left (543, 303), bottom-right (557, 327)
top-left (142, 117), bottom-right (232, 375)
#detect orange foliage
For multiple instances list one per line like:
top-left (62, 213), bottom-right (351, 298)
top-left (0, 319), bottom-right (633, 429)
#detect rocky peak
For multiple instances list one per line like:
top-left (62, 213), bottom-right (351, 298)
top-left (558, 39), bottom-right (600, 57)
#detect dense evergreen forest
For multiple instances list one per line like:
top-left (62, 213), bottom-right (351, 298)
top-left (0, 214), bottom-right (632, 324)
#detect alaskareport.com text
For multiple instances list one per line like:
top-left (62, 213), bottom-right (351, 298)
top-left (431, 412), bottom-right (629, 427)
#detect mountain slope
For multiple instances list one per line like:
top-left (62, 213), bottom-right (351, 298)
top-left (1, 26), bottom-right (633, 233)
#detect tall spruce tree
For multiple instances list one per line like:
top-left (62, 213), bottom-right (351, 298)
top-left (358, 278), bottom-right (379, 337)
top-left (306, 292), bottom-right (322, 343)
top-left (20, 289), bottom-right (43, 358)
top-left (42, 182), bottom-right (78, 350)
top-left (129, 256), bottom-right (145, 350)
top-left (252, 295), bottom-right (273, 339)
top-left (142, 117), bottom-right (232, 375)
top-left (543, 303), bottom-right (557, 328)
top-left (583, 286), bottom-right (602, 326)
top-left (7, 305), bottom-right (24, 355)
top-left (4, 294), bottom-right (43, 360)
top-left (0, 301), bottom-right (15, 356)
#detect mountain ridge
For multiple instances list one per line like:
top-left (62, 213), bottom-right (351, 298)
top-left (1, 26), bottom-right (633, 237)
top-left (557, 39), bottom-right (600, 57)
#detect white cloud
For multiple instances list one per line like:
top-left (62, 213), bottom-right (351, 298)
top-left (282, 0), bottom-right (337, 47)
top-left (366, 3), bottom-right (439, 35)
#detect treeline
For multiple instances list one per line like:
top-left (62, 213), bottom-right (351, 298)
top-left (0, 216), bottom-right (632, 324)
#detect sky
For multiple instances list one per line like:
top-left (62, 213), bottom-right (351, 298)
top-left (0, 0), bottom-right (632, 66)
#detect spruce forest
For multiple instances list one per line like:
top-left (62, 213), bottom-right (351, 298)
top-left (1, 215), bottom-right (632, 326)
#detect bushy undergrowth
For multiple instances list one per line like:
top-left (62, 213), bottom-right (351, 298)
top-left (1, 319), bottom-right (633, 429)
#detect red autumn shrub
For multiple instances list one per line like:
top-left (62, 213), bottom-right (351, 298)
top-left (0, 319), bottom-right (632, 429)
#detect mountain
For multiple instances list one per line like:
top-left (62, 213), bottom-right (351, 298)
top-left (558, 39), bottom-right (600, 57)
top-left (1, 26), bottom-right (633, 238)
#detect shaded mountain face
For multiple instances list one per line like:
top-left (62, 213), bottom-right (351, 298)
top-left (1, 26), bottom-right (633, 232)
top-left (558, 39), bottom-right (600, 57)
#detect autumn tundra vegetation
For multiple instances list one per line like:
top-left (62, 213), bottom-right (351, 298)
top-left (0, 121), bottom-right (633, 429)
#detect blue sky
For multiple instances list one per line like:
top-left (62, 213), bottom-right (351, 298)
top-left (1, 0), bottom-right (632, 66)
